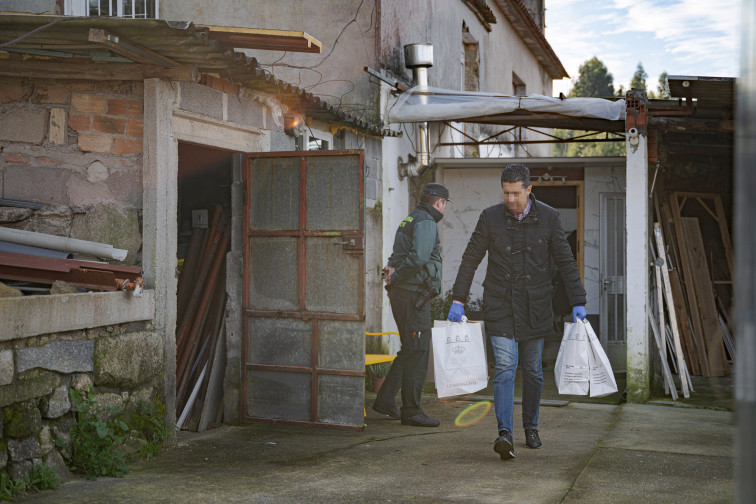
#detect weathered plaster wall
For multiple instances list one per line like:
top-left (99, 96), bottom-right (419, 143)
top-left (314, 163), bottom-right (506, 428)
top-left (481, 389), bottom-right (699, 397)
top-left (160, 0), bottom-right (379, 124)
top-left (439, 167), bottom-right (504, 301)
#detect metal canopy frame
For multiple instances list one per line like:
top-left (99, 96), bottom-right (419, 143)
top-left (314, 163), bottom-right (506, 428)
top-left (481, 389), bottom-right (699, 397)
top-left (439, 121), bottom-right (626, 147)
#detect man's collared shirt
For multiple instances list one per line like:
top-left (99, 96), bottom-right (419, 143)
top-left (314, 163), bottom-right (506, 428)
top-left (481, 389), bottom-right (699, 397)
top-left (515, 199), bottom-right (532, 221)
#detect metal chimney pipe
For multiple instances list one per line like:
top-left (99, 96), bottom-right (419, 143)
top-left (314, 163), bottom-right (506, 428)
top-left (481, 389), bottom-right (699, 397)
top-left (401, 43), bottom-right (433, 177)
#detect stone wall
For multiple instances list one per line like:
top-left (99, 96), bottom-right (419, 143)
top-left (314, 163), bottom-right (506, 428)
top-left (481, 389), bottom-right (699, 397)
top-left (0, 77), bottom-right (144, 264)
top-left (0, 321), bottom-right (163, 483)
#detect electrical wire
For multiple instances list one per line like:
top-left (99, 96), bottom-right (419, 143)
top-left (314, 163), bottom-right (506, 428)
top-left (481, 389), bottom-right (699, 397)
top-left (0, 17), bottom-right (69, 48)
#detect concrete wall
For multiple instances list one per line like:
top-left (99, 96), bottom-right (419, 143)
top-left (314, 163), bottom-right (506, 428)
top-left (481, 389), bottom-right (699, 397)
top-left (0, 0), bottom-right (60, 14)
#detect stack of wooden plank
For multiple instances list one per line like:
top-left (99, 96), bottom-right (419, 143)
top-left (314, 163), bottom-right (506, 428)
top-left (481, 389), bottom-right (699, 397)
top-left (652, 184), bottom-right (733, 388)
top-left (175, 207), bottom-right (229, 431)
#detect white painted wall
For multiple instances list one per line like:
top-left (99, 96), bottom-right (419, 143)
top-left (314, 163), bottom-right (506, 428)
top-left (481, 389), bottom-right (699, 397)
top-left (439, 167), bottom-right (506, 302)
top-left (584, 165), bottom-right (626, 315)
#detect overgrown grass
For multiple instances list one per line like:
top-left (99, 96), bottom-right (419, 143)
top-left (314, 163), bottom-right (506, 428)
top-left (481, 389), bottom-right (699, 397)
top-left (0, 464), bottom-right (60, 501)
top-left (128, 398), bottom-right (170, 460)
top-left (67, 386), bottom-right (129, 479)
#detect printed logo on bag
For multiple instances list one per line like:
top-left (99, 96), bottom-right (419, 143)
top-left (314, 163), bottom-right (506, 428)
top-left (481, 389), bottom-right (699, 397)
top-left (447, 335), bottom-right (471, 343)
top-left (451, 345), bottom-right (465, 354)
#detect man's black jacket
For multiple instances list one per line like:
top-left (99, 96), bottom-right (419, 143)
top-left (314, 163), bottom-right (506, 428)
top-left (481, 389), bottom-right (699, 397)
top-left (452, 194), bottom-right (586, 341)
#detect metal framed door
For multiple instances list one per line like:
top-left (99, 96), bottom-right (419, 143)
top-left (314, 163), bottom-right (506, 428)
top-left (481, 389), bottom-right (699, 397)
top-left (599, 192), bottom-right (626, 370)
top-left (242, 150), bottom-right (365, 429)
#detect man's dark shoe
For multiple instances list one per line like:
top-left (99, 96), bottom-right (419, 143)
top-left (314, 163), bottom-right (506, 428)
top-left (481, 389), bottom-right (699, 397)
top-left (494, 431), bottom-right (515, 460)
top-left (401, 412), bottom-right (440, 427)
top-left (525, 428), bottom-right (543, 449)
top-left (372, 400), bottom-right (400, 419)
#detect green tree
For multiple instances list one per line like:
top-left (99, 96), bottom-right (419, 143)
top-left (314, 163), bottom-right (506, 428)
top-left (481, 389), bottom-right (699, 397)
top-left (569, 56), bottom-right (615, 97)
top-left (630, 62), bottom-right (648, 92)
top-left (657, 71), bottom-right (670, 98)
top-left (554, 57), bottom-right (625, 157)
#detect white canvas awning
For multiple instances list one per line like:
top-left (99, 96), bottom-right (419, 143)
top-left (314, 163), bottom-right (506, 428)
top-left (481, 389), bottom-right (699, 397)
top-left (388, 86), bottom-right (626, 130)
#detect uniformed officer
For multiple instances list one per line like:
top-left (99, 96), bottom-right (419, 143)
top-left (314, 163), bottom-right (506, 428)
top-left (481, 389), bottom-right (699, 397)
top-left (372, 182), bottom-right (450, 427)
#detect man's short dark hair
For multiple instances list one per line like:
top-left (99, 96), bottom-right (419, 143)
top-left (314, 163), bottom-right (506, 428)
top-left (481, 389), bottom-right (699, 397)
top-left (420, 193), bottom-right (443, 206)
top-left (501, 163), bottom-right (530, 188)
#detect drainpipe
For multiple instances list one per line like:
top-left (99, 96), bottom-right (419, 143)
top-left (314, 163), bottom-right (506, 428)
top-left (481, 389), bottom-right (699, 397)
top-left (399, 43), bottom-right (433, 179)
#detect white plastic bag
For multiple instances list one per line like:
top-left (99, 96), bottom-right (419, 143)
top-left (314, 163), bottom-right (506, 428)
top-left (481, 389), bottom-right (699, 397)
top-left (585, 320), bottom-right (619, 397)
top-left (555, 320), bottom-right (618, 397)
top-left (431, 320), bottom-right (488, 398)
top-left (554, 321), bottom-right (591, 395)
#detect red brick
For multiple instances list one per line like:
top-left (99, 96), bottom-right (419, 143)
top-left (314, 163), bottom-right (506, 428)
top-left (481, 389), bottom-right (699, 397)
top-left (3, 153), bottom-right (30, 164)
top-left (68, 114), bottom-right (91, 131)
top-left (35, 86), bottom-right (69, 104)
top-left (95, 81), bottom-right (134, 95)
top-left (108, 98), bottom-right (143, 118)
top-left (92, 115), bottom-right (126, 135)
top-left (71, 94), bottom-right (106, 113)
top-left (126, 119), bottom-right (143, 138)
top-left (0, 84), bottom-right (33, 103)
top-left (78, 133), bottom-right (112, 153)
top-left (36, 157), bottom-right (61, 164)
top-left (113, 138), bottom-right (142, 155)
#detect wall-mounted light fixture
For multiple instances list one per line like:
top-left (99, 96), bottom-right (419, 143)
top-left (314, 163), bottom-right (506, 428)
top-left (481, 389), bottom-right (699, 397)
top-left (284, 113), bottom-right (303, 136)
top-left (536, 172), bottom-right (567, 184)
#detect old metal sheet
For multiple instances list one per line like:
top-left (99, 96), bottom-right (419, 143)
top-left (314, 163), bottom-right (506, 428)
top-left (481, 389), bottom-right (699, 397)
top-left (248, 237), bottom-right (298, 311)
top-left (248, 317), bottom-right (311, 367)
top-left (304, 237), bottom-right (360, 314)
top-left (247, 370), bottom-right (311, 422)
top-left (317, 374), bottom-right (364, 425)
top-left (318, 320), bottom-right (364, 371)
top-left (306, 155), bottom-right (361, 231)
top-left (248, 156), bottom-right (300, 231)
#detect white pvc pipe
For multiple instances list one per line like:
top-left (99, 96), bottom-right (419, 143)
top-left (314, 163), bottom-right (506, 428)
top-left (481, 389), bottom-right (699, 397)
top-left (0, 227), bottom-right (128, 261)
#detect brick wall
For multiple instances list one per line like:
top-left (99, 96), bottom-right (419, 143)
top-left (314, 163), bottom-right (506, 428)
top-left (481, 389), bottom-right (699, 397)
top-left (0, 78), bottom-right (144, 203)
top-left (0, 77), bottom-right (144, 262)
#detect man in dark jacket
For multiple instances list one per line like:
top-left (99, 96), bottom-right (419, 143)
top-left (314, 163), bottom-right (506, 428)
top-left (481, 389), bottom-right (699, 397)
top-left (447, 164), bottom-right (586, 459)
top-left (372, 183), bottom-right (449, 427)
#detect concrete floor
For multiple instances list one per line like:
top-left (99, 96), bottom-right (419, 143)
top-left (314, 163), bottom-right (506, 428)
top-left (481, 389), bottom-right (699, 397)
top-left (18, 389), bottom-right (734, 504)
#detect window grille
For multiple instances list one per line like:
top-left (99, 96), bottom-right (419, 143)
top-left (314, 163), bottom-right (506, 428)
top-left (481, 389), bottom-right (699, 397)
top-left (66, 0), bottom-right (158, 19)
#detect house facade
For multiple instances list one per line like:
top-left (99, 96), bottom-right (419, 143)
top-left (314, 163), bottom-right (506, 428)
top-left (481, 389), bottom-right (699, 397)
top-left (4, 4), bottom-right (664, 484)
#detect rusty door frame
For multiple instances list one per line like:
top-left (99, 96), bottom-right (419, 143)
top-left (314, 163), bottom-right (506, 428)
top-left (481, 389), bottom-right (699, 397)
top-left (241, 150), bottom-right (365, 430)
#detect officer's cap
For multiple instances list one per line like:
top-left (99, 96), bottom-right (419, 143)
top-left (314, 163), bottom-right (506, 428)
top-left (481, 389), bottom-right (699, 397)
top-left (422, 182), bottom-right (451, 202)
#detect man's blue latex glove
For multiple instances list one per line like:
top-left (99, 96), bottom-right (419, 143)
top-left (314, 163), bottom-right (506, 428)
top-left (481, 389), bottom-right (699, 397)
top-left (572, 305), bottom-right (587, 323)
top-left (448, 300), bottom-right (465, 322)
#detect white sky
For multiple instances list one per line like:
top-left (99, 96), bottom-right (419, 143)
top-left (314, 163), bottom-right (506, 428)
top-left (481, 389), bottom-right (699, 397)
top-left (545, 0), bottom-right (740, 97)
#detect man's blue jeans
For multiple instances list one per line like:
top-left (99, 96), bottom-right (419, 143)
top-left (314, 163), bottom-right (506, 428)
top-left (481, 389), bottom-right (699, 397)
top-left (489, 336), bottom-right (544, 435)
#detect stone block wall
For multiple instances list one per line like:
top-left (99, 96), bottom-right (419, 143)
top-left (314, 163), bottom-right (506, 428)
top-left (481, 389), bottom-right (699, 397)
top-left (0, 77), bottom-right (144, 264)
top-left (0, 321), bottom-right (163, 483)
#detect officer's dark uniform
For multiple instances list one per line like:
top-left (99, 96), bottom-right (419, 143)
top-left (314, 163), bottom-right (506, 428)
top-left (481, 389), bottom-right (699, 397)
top-left (373, 183), bottom-right (447, 426)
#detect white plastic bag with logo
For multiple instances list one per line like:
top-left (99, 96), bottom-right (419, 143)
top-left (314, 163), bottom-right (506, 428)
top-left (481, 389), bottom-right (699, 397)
top-left (554, 321), bottom-right (591, 395)
top-left (555, 319), bottom-right (618, 397)
top-left (431, 320), bottom-right (488, 398)
top-left (584, 319), bottom-right (619, 397)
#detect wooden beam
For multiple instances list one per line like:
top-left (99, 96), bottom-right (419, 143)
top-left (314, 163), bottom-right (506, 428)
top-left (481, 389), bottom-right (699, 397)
top-left (680, 218), bottom-right (728, 377)
top-left (669, 193), bottom-right (711, 376)
top-left (88, 28), bottom-right (179, 67)
top-left (653, 223), bottom-right (691, 398)
top-left (0, 60), bottom-right (199, 82)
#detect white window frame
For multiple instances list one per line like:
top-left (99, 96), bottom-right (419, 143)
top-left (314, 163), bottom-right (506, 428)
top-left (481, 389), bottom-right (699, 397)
top-left (65, 0), bottom-right (159, 19)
